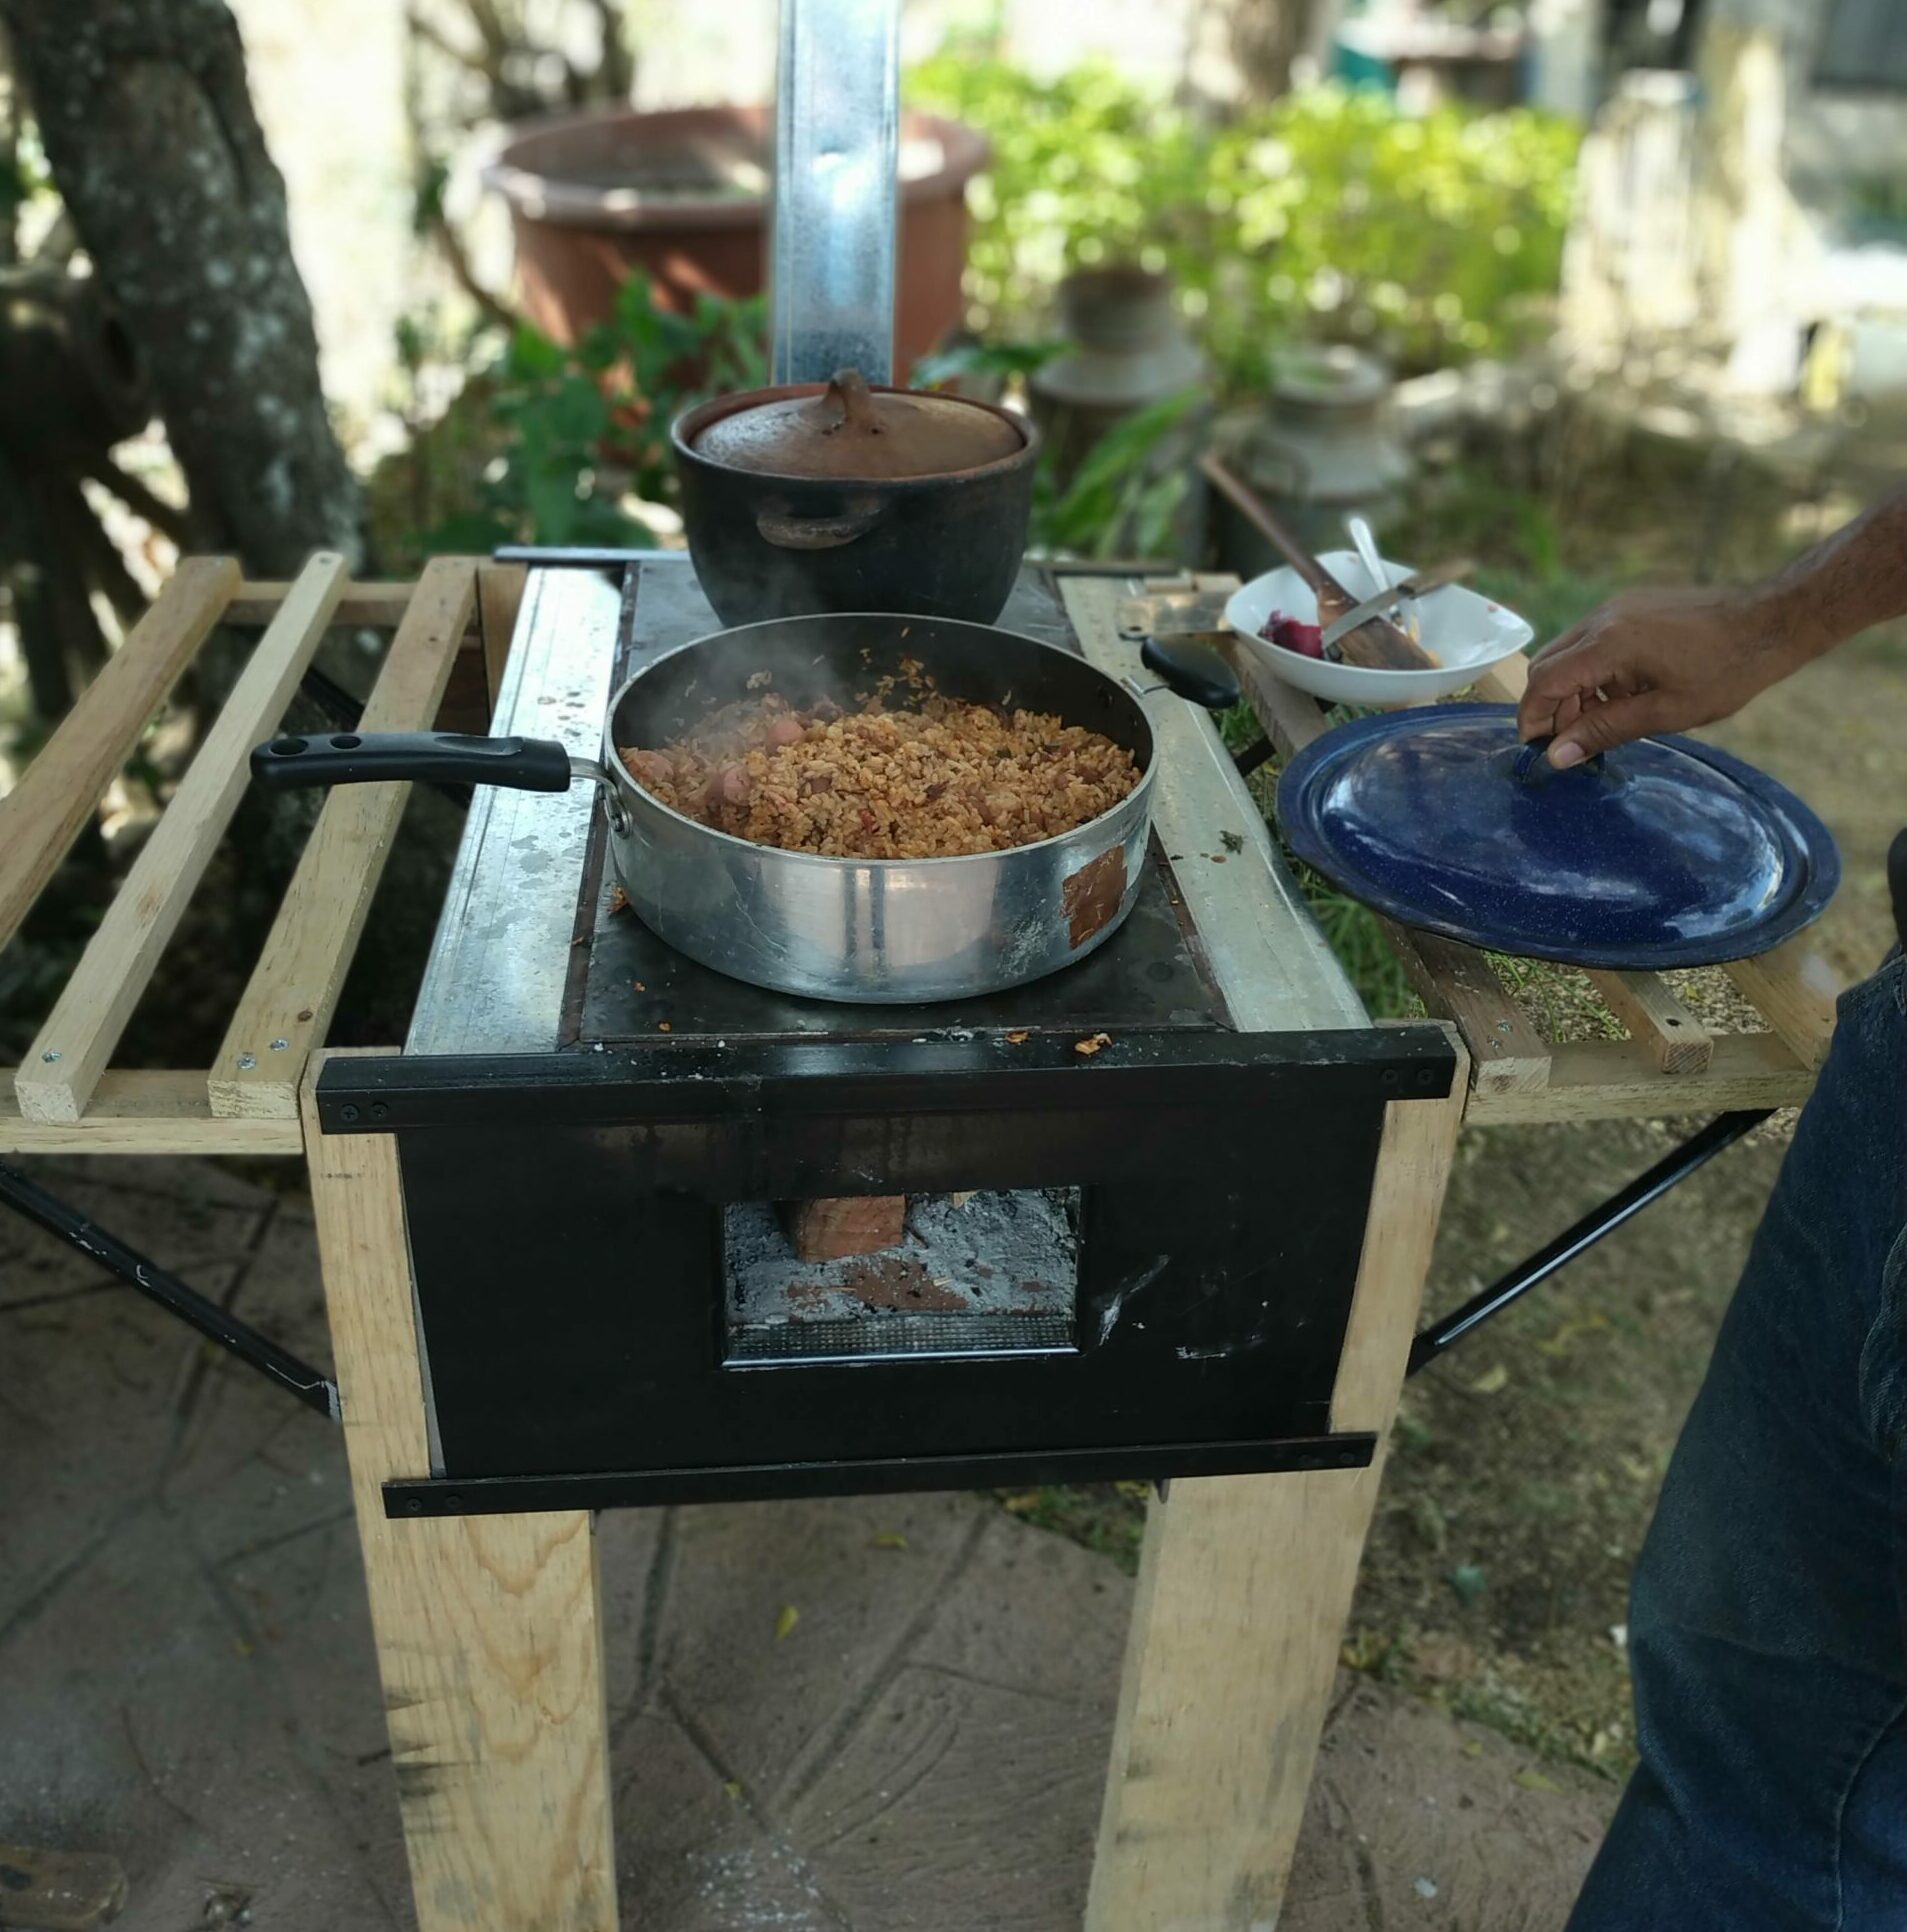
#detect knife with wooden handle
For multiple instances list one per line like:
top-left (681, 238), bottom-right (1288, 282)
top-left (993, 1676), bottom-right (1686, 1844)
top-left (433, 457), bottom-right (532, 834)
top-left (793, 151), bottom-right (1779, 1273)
top-left (1199, 454), bottom-right (1439, 671)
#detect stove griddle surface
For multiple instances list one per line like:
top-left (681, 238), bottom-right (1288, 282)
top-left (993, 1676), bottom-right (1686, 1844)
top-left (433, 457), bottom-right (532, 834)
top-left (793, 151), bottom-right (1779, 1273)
top-left (572, 842), bottom-right (1225, 1044)
top-left (563, 562), bottom-right (1231, 1046)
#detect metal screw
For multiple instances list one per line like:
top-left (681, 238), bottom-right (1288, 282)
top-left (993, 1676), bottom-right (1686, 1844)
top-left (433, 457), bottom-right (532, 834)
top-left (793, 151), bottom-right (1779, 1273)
top-left (339, 1103), bottom-right (361, 1124)
top-left (370, 1102), bottom-right (389, 1122)
top-left (404, 1497), bottom-right (423, 1515)
top-left (270, 1038), bottom-right (290, 1052)
top-left (444, 1493), bottom-right (464, 1511)
top-left (40, 1049), bottom-right (60, 1064)
top-left (237, 1052), bottom-right (257, 1071)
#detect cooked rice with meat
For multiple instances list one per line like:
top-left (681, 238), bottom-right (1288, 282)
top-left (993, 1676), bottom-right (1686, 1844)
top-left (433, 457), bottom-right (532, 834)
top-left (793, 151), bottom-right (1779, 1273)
top-left (619, 689), bottom-right (1141, 859)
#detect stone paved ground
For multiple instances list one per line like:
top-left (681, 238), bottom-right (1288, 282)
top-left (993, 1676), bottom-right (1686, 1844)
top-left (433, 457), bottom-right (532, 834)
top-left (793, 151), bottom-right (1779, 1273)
top-left (0, 1157), bottom-right (1614, 1930)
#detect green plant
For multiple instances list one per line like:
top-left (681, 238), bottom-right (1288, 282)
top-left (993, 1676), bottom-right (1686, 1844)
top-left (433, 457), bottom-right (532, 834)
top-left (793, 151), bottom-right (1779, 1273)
top-left (911, 342), bottom-right (1196, 562)
top-left (911, 338), bottom-right (1066, 388)
top-left (1033, 388), bottom-right (1201, 559)
top-left (905, 56), bottom-right (1580, 384)
top-left (424, 273), bottom-right (767, 552)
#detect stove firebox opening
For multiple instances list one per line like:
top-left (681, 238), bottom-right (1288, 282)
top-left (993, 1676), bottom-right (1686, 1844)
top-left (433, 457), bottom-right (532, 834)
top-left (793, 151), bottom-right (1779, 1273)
top-left (722, 1188), bottom-right (1080, 1366)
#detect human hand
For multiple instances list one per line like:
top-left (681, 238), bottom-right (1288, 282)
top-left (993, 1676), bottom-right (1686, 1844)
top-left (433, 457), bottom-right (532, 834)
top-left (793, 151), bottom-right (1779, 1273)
top-left (1516, 587), bottom-right (1808, 768)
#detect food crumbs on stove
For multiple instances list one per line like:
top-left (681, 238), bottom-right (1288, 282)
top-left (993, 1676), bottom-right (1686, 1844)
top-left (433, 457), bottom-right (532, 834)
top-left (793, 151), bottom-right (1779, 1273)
top-left (607, 885), bottom-right (630, 915)
top-left (1005, 1029), bottom-right (1030, 1045)
top-left (1221, 829), bottom-right (1244, 853)
top-left (657, 1021), bottom-right (672, 1032)
top-left (1210, 853), bottom-right (1227, 863)
top-left (1075, 1032), bottom-right (1113, 1057)
top-left (633, 980), bottom-right (646, 992)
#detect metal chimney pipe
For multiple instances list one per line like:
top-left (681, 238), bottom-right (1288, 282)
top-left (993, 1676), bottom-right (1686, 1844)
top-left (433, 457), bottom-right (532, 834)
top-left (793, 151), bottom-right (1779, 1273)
top-left (769, 0), bottom-right (901, 385)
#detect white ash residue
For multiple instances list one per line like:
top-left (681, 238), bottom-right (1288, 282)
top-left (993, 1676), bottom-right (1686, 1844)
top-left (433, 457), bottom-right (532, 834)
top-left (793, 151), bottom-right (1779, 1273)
top-left (725, 1189), bottom-right (1079, 1328)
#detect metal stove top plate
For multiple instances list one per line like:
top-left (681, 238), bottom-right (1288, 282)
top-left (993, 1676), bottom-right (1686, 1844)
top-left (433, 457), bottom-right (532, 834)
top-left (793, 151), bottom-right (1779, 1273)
top-left (565, 564), bottom-right (1229, 1041)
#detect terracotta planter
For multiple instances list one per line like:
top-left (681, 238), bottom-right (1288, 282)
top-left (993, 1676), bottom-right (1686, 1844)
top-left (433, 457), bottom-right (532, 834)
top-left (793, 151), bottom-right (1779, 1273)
top-left (483, 104), bottom-right (985, 378)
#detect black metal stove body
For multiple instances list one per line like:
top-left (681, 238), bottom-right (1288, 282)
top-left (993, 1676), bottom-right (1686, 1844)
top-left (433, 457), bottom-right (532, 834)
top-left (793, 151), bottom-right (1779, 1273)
top-left (337, 558), bottom-right (1452, 1517)
top-left (322, 1023), bottom-right (1451, 1515)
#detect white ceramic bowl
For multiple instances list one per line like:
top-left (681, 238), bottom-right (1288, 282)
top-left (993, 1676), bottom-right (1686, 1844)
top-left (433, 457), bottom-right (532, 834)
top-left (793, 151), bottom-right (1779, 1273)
top-left (1225, 551), bottom-right (1534, 706)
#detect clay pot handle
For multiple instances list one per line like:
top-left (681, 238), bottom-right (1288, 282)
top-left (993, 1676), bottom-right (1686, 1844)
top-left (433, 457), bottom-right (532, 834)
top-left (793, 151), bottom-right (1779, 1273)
top-left (822, 367), bottom-right (879, 435)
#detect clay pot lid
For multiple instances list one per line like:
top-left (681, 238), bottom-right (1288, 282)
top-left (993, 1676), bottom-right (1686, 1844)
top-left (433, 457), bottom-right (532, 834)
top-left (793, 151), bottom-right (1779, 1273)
top-left (692, 369), bottom-right (1025, 479)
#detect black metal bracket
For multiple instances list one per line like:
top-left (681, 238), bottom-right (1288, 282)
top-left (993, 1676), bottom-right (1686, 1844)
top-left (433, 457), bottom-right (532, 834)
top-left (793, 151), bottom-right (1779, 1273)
top-left (1407, 1109), bottom-right (1773, 1376)
top-left (381, 1431), bottom-right (1378, 1516)
top-left (1232, 734), bottom-right (1273, 779)
top-left (0, 1160), bottom-right (339, 1420)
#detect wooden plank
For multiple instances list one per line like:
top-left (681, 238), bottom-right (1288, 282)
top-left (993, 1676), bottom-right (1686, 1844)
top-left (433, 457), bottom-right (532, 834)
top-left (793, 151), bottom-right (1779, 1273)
top-left (0, 557), bottom-right (239, 954)
top-left (1484, 643), bottom-right (1838, 1071)
top-left (1723, 936), bottom-right (1840, 1071)
top-left (303, 1059), bottom-right (617, 1932)
top-left (1586, 968), bottom-right (1713, 1073)
top-left (210, 561), bottom-right (478, 1119)
top-left (1474, 648), bottom-right (1531, 704)
top-left (477, 560), bottom-right (529, 717)
top-left (436, 638), bottom-right (493, 734)
top-left (0, 1070), bottom-right (300, 1154)
top-left (1229, 623), bottom-right (1548, 1093)
top-left (1384, 924), bottom-right (1551, 1095)
top-left (1231, 632), bottom-right (1331, 759)
top-left (1087, 1075), bottom-right (1468, 1932)
top-left (227, 579), bottom-right (423, 627)
top-left (15, 556), bottom-right (349, 1126)
top-left (1061, 576), bottom-right (1365, 1032)
top-left (0, 1844), bottom-right (128, 1930)
top-left (1465, 1028), bottom-right (1814, 1125)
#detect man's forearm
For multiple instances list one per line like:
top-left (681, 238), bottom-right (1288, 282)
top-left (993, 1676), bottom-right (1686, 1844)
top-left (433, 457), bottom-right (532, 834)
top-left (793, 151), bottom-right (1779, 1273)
top-left (1750, 487), bottom-right (1907, 664)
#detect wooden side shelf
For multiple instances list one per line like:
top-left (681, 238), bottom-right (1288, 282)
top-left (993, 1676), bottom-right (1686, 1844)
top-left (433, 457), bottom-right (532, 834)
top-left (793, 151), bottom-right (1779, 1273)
top-left (1159, 573), bottom-right (1842, 1126)
top-left (0, 556), bottom-right (523, 1156)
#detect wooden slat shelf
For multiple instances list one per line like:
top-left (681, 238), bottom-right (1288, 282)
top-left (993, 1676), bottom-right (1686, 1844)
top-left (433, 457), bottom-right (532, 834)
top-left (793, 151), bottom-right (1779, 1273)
top-left (0, 557), bottom-right (1840, 1156)
top-left (1164, 573), bottom-right (1841, 1126)
top-left (0, 557), bottom-right (518, 1156)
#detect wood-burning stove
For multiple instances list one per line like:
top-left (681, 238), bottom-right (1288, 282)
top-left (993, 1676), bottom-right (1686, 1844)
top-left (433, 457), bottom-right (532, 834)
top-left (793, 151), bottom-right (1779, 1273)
top-left (317, 558), bottom-right (1456, 1519)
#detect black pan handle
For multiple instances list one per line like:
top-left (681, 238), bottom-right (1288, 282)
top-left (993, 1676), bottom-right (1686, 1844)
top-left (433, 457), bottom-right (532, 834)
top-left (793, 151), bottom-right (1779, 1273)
top-left (1140, 635), bottom-right (1241, 711)
top-left (251, 730), bottom-right (576, 792)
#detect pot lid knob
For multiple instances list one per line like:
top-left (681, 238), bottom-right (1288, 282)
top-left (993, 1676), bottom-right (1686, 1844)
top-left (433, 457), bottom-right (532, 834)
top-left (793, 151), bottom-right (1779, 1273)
top-left (815, 368), bottom-right (879, 437)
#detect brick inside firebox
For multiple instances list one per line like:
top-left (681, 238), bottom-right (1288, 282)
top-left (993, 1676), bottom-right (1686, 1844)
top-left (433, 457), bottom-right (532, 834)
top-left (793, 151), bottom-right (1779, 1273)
top-left (725, 1189), bottom-right (1080, 1336)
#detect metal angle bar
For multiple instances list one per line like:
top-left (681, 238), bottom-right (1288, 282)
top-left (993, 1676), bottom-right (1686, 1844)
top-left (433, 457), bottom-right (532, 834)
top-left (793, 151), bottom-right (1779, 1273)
top-left (0, 1160), bottom-right (339, 1419)
top-left (382, 1431), bottom-right (1380, 1517)
top-left (315, 1025), bottom-right (1458, 1129)
top-left (1407, 1109), bottom-right (1773, 1376)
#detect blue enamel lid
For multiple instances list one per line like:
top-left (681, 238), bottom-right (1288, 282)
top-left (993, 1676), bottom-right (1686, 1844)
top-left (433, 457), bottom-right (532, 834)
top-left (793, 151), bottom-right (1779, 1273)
top-left (1276, 704), bottom-right (1840, 970)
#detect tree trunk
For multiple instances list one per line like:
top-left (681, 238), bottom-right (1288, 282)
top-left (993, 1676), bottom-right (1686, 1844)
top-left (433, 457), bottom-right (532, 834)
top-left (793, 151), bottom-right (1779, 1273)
top-left (0, 0), bottom-right (363, 573)
top-left (1217, 0), bottom-right (1326, 103)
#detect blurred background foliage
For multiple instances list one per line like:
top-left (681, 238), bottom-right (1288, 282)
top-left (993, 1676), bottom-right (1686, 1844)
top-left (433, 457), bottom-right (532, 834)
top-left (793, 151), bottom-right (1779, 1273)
top-left (906, 53), bottom-right (1581, 383)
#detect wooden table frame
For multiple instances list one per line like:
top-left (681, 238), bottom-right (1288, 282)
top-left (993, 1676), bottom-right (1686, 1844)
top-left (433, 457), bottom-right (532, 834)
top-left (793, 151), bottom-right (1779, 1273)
top-left (0, 557), bottom-right (1830, 1929)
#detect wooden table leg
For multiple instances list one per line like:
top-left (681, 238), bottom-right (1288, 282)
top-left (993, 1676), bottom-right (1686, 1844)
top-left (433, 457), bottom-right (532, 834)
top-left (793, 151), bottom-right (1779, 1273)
top-left (303, 1063), bottom-right (618, 1932)
top-left (1087, 1072), bottom-right (1467, 1931)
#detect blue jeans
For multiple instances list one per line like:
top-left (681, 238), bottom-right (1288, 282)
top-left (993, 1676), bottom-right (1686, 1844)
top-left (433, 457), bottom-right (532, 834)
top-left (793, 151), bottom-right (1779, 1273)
top-left (1568, 952), bottom-right (1907, 1930)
